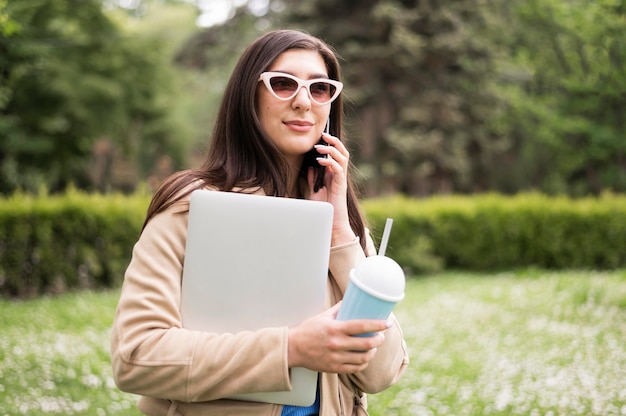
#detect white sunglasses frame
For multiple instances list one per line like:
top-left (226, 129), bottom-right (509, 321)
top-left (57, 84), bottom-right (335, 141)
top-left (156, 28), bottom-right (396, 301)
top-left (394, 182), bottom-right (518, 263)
top-left (258, 72), bottom-right (343, 105)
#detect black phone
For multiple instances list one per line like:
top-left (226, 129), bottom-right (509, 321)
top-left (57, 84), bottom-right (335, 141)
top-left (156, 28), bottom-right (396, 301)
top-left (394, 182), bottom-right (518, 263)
top-left (302, 119), bottom-right (330, 192)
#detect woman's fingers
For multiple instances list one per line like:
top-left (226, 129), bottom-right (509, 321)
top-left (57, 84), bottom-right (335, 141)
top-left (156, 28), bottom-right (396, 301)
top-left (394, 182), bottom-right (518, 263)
top-left (288, 308), bottom-right (388, 373)
top-left (316, 133), bottom-right (349, 168)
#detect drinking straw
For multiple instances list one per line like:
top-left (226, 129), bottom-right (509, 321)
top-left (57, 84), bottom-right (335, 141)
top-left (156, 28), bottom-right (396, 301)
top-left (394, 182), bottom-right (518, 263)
top-left (378, 218), bottom-right (393, 256)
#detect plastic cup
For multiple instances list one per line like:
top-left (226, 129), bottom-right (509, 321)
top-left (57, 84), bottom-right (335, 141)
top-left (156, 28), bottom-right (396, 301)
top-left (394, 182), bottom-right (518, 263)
top-left (336, 255), bottom-right (405, 336)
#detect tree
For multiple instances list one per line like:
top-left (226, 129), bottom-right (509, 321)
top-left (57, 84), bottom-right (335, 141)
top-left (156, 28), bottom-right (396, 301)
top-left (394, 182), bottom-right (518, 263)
top-left (488, 0), bottom-right (626, 195)
top-left (0, 0), bottom-right (188, 193)
top-left (5, 0), bottom-right (622, 196)
top-left (263, 0), bottom-right (510, 196)
top-left (169, 0), bottom-right (512, 196)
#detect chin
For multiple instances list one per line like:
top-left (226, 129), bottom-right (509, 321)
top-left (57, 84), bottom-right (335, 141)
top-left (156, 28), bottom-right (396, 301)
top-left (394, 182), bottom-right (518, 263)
top-left (292, 138), bottom-right (318, 152)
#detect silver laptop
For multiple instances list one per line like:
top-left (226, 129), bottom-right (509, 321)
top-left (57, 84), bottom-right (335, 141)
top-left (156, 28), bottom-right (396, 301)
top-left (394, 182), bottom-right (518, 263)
top-left (180, 190), bottom-right (333, 406)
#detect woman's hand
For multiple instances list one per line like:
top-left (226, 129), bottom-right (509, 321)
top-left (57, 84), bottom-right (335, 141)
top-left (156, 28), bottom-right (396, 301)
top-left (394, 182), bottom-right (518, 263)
top-left (307, 133), bottom-right (356, 246)
top-left (287, 303), bottom-right (390, 374)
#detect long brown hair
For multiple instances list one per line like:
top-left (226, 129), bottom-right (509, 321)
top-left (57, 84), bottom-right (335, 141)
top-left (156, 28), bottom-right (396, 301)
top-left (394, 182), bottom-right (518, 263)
top-left (143, 30), bottom-right (367, 249)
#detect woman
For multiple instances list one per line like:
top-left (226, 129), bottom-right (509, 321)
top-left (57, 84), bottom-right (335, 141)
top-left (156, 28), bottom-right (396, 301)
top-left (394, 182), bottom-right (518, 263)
top-left (111, 29), bottom-right (408, 416)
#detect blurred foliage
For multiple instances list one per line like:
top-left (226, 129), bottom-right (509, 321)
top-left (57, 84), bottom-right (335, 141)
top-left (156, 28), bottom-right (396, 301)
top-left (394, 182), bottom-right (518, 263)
top-left (277, 0), bottom-right (511, 196)
top-left (0, 187), bottom-right (148, 297)
top-left (364, 192), bottom-right (626, 273)
top-left (0, 0), bottom-right (195, 193)
top-left (0, 0), bottom-right (624, 196)
top-left (272, 0), bottom-right (626, 196)
top-left (487, 0), bottom-right (626, 196)
top-left (2, 190), bottom-right (624, 296)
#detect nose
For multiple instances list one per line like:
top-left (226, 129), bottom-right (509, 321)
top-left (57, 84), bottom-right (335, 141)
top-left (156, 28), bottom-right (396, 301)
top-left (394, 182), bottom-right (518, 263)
top-left (292, 85), bottom-right (312, 109)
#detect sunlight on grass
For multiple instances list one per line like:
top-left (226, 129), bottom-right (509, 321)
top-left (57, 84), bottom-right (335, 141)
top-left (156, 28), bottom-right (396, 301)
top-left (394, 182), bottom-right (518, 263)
top-left (0, 291), bottom-right (141, 415)
top-left (1, 270), bottom-right (626, 415)
top-left (368, 269), bottom-right (626, 416)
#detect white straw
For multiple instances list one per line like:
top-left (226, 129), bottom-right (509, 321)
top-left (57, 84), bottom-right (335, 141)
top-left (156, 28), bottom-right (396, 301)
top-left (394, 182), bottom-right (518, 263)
top-left (378, 218), bottom-right (394, 256)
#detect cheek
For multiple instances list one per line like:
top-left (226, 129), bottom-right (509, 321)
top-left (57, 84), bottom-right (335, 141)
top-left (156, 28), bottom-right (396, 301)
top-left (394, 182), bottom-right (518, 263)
top-left (256, 90), bottom-right (276, 122)
top-left (256, 102), bottom-right (271, 123)
top-left (258, 105), bottom-right (284, 139)
top-left (259, 106), bottom-right (277, 127)
top-left (317, 109), bottom-right (331, 129)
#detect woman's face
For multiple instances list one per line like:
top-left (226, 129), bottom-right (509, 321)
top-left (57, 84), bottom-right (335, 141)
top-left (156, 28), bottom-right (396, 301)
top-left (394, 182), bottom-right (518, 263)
top-left (257, 49), bottom-right (333, 166)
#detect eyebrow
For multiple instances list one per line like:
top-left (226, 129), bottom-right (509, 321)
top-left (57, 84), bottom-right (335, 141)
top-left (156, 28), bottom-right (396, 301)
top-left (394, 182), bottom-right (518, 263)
top-left (273, 70), bottom-right (330, 80)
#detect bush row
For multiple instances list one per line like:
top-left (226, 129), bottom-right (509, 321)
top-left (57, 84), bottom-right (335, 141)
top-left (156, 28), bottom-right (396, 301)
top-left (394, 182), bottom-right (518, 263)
top-left (1, 191), bottom-right (624, 297)
top-left (364, 192), bottom-right (626, 274)
top-left (0, 190), bottom-right (147, 297)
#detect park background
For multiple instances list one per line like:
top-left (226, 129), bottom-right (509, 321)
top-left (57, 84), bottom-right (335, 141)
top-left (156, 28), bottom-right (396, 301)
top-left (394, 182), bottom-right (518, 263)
top-left (1, 0), bottom-right (625, 415)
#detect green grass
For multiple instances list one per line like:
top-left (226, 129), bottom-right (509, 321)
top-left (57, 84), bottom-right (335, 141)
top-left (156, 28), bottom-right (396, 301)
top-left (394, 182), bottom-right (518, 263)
top-left (0, 290), bottom-right (140, 415)
top-left (368, 269), bottom-right (626, 416)
top-left (2, 270), bottom-right (626, 415)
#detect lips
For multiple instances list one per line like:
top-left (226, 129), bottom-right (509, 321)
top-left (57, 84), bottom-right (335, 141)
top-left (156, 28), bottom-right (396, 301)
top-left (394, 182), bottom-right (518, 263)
top-left (284, 120), bottom-right (314, 132)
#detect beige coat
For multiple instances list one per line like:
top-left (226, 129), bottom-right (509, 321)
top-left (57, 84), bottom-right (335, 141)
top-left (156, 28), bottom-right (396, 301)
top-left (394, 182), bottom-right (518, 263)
top-left (111, 190), bottom-right (409, 415)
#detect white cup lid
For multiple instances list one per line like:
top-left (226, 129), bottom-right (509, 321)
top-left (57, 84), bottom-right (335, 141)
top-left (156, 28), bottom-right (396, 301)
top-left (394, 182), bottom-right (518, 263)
top-left (350, 256), bottom-right (405, 302)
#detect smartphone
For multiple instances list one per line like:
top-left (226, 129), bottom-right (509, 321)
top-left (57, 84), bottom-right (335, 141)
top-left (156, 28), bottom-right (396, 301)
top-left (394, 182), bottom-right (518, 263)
top-left (302, 119), bottom-right (330, 192)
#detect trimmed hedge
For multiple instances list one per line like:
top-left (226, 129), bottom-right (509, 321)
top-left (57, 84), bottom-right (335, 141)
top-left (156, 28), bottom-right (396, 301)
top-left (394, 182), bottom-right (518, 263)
top-left (364, 192), bottom-right (626, 274)
top-left (1, 191), bottom-right (625, 297)
top-left (0, 190), bottom-right (147, 297)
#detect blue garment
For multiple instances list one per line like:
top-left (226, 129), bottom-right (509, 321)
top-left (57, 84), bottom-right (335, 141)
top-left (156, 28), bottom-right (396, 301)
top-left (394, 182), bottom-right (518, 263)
top-left (281, 379), bottom-right (320, 416)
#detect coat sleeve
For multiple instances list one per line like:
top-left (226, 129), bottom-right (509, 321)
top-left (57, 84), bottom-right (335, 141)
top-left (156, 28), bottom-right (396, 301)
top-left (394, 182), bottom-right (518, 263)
top-left (110, 202), bottom-right (292, 402)
top-left (328, 232), bottom-right (409, 394)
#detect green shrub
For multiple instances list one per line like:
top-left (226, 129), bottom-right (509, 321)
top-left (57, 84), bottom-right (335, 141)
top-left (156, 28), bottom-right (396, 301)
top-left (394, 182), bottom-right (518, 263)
top-left (1, 191), bottom-right (625, 297)
top-left (364, 192), bottom-right (626, 274)
top-left (0, 189), bottom-right (148, 297)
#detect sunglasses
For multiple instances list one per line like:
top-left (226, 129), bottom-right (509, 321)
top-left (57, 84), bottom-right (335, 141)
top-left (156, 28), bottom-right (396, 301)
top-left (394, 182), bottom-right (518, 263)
top-left (259, 72), bottom-right (343, 105)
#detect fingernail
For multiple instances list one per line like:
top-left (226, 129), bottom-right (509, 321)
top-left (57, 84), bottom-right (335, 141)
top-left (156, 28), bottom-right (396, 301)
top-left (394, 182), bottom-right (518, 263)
top-left (385, 321), bottom-right (393, 328)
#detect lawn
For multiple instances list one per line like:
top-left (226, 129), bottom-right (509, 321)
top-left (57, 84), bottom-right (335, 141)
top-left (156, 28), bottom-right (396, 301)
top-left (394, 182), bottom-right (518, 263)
top-left (1, 269), bottom-right (625, 415)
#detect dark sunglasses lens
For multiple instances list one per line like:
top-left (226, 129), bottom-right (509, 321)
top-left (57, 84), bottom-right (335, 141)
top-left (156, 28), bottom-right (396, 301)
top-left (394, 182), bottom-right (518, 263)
top-left (269, 76), bottom-right (299, 98)
top-left (310, 82), bottom-right (335, 103)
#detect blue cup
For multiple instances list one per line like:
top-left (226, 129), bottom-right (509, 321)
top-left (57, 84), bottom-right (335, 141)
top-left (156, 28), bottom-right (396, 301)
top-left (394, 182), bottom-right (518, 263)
top-left (336, 256), bottom-right (405, 337)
